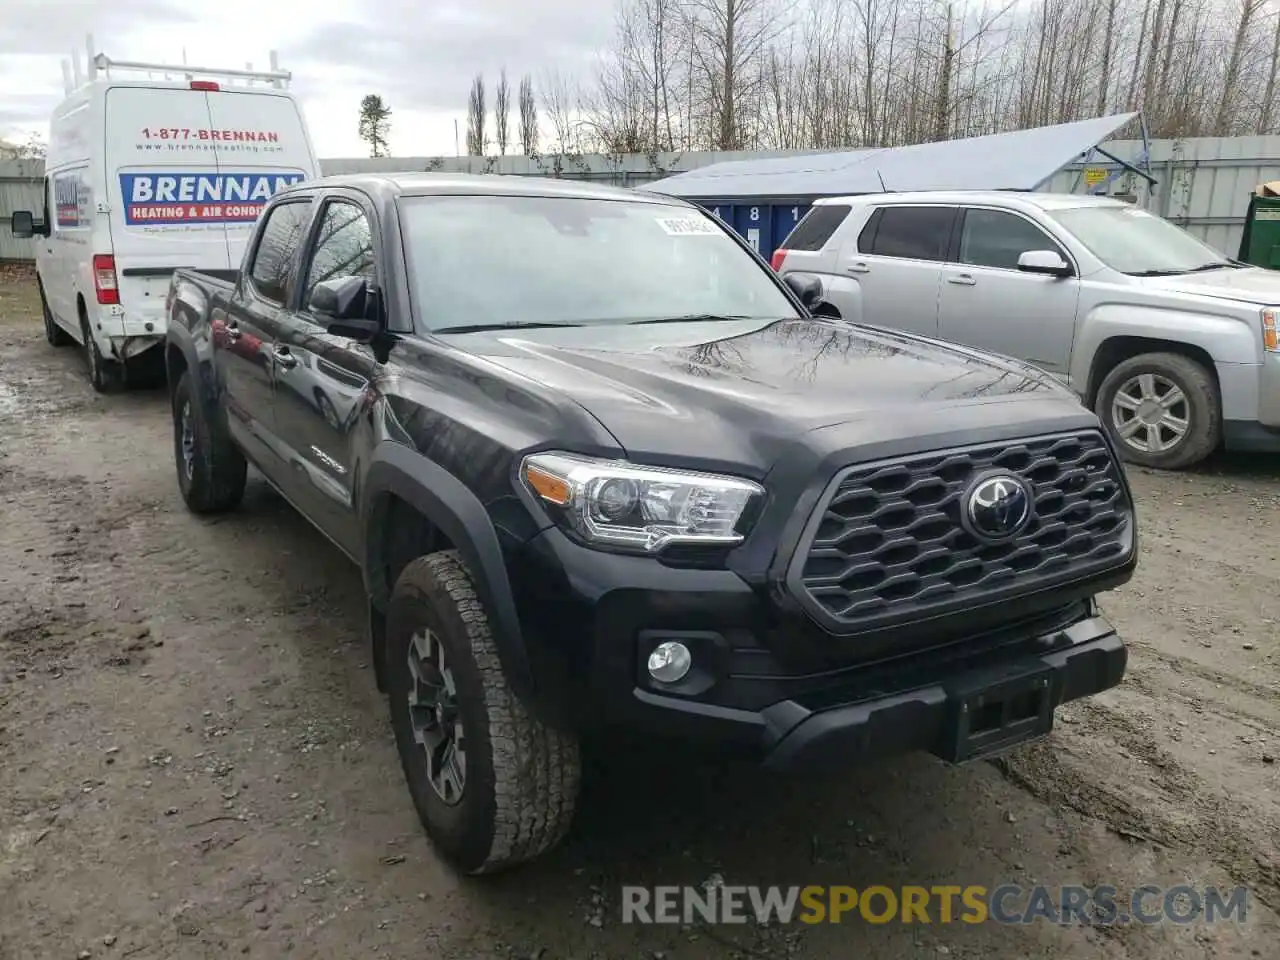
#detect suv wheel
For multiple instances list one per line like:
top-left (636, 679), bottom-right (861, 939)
top-left (386, 551), bottom-right (581, 874)
top-left (1095, 352), bottom-right (1220, 470)
top-left (39, 282), bottom-right (72, 347)
top-left (171, 370), bottom-right (247, 513)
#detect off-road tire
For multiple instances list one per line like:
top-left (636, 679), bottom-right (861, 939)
top-left (39, 281), bottom-right (72, 346)
top-left (1095, 351), bottom-right (1220, 471)
top-left (171, 370), bottom-right (247, 513)
top-left (386, 551), bottom-right (581, 875)
top-left (80, 311), bottom-right (121, 394)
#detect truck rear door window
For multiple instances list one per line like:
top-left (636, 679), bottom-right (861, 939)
top-left (249, 200), bottom-right (313, 304)
top-left (864, 206), bottom-right (955, 261)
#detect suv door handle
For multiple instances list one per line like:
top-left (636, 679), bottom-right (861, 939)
top-left (272, 346), bottom-right (298, 369)
top-left (224, 320), bottom-right (242, 340)
top-left (846, 261), bottom-right (870, 274)
top-left (947, 274), bottom-right (976, 286)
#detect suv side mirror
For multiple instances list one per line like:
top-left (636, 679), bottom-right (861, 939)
top-left (309, 276), bottom-right (381, 340)
top-left (10, 211), bottom-right (43, 239)
top-left (1017, 250), bottom-right (1073, 278)
top-left (783, 272), bottom-right (823, 309)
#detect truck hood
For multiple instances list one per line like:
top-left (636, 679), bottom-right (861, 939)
top-left (459, 317), bottom-right (1091, 469)
top-left (1135, 264), bottom-right (1280, 304)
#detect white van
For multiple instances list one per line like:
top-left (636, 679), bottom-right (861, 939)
top-left (9, 41), bottom-right (320, 391)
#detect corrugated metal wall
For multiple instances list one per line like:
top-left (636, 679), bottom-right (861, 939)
top-left (5, 136), bottom-right (1280, 261)
top-left (0, 160), bottom-right (45, 262)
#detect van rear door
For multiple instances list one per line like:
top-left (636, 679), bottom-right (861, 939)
top-left (105, 85), bottom-right (313, 330)
top-left (203, 88), bottom-right (315, 266)
top-left (105, 85), bottom-right (233, 330)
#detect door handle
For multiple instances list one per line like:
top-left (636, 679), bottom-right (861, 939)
top-left (272, 346), bottom-right (298, 369)
top-left (845, 261), bottom-right (871, 274)
top-left (224, 320), bottom-right (242, 340)
top-left (947, 274), bottom-right (976, 286)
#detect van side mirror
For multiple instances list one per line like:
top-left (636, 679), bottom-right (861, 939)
top-left (783, 272), bottom-right (823, 308)
top-left (9, 211), bottom-right (43, 239)
top-left (1017, 250), bottom-right (1073, 278)
top-left (309, 276), bottom-right (381, 340)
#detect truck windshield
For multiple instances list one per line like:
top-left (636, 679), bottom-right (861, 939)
top-left (397, 195), bottom-right (801, 331)
top-left (1051, 205), bottom-right (1235, 276)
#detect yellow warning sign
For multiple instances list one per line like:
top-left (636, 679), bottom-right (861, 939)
top-left (1084, 167), bottom-right (1108, 187)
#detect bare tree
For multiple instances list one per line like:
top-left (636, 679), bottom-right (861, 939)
top-left (466, 73), bottom-right (487, 156)
top-left (1217, 0), bottom-right (1268, 134)
top-left (494, 68), bottom-right (512, 155)
top-left (518, 75), bottom-right (539, 154)
top-left (540, 68), bottom-right (579, 151)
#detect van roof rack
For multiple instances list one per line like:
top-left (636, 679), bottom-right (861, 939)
top-left (63, 33), bottom-right (290, 95)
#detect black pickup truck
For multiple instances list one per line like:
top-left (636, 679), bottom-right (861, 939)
top-left (164, 172), bottom-right (1139, 875)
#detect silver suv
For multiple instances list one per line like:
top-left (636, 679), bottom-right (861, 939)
top-left (773, 191), bottom-right (1280, 470)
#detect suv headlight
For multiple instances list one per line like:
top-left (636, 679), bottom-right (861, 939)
top-left (520, 452), bottom-right (764, 552)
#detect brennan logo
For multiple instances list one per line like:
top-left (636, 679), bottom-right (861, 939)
top-left (119, 171), bottom-right (305, 225)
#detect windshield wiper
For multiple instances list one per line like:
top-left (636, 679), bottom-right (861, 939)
top-left (1128, 261), bottom-right (1238, 277)
top-left (630, 314), bottom-right (760, 325)
top-left (1185, 261), bottom-right (1240, 272)
top-left (433, 321), bottom-right (585, 334)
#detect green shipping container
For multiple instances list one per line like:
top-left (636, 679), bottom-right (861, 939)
top-left (1237, 194), bottom-right (1280, 269)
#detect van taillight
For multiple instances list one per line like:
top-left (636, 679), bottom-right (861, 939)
top-left (92, 255), bottom-right (119, 305)
top-left (770, 249), bottom-right (788, 271)
top-left (190, 80), bottom-right (220, 92)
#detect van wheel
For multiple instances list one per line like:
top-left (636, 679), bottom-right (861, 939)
top-left (80, 312), bottom-right (121, 394)
top-left (39, 282), bottom-right (72, 346)
top-left (172, 370), bottom-right (247, 513)
top-left (386, 552), bottom-right (581, 874)
top-left (1094, 352), bottom-right (1220, 470)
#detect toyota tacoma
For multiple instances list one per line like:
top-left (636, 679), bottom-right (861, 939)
top-left (163, 173), bottom-right (1139, 875)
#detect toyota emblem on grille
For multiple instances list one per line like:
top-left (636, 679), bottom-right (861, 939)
top-left (964, 474), bottom-right (1032, 541)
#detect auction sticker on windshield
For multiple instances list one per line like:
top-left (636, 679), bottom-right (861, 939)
top-left (656, 216), bottom-right (721, 236)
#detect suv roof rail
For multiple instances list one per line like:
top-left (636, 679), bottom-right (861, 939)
top-left (63, 33), bottom-right (290, 95)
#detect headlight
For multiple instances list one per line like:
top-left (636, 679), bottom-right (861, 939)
top-left (520, 451), bottom-right (764, 552)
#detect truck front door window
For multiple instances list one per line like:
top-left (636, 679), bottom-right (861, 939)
top-left (959, 209), bottom-right (1066, 270)
top-left (249, 201), bottom-right (312, 304)
top-left (302, 201), bottom-right (375, 304)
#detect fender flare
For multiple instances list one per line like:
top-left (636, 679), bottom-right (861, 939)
top-left (361, 441), bottom-right (535, 704)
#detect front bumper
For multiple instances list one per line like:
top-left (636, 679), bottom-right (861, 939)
top-left (510, 526), bottom-right (1130, 772)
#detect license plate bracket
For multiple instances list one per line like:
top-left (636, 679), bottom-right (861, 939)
top-left (941, 664), bottom-right (1055, 763)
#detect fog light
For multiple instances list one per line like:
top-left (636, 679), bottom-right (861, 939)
top-left (647, 641), bottom-right (692, 684)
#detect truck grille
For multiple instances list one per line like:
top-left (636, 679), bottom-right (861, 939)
top-left (792, 431), bottom-right (1132, 632)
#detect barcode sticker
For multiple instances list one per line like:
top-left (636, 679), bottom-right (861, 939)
top-left (656, 216), bottom-right (720, 236)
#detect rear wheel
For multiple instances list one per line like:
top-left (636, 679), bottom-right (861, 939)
top-left (1094, 352), bottom-right (1220, 470)
top-left (79, 308), bottom-right (121, 394)
top-left (172, 370), bottom-right (247, 513)
top-left (39, 281), bottom-right (72, 346)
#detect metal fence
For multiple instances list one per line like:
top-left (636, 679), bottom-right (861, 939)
top-left (5, 135), bottom-right (1280, 261)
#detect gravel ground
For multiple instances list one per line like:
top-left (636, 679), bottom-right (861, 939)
top-left (1, 266), bottom-right (1278, 960)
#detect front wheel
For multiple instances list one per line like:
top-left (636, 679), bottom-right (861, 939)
top-left (386, 551), bottom-right (581, 874)
top-left (39, 282), bottom-right (72, 346)
top-left (1094, 352), bottom-right (1221, 470)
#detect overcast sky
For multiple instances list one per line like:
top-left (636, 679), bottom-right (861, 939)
top-left (0, 0), bottom-right (616, 158)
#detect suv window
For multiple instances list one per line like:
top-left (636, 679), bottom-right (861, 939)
top-left (249, 200), bottom-right (313, 304)
top-left (860, 206), bottom-right (954, 261)
top-left (302, 201), bottom-right (375, 306)
top-left (959, 208), bottom-right (1065, 270)
top-left (784, 204), bottom-right (851, 250)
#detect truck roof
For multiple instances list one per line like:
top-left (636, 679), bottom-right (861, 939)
top-left (281, 172), bottom-right (692, 206)
top-left (811, 190), bottom-right (1131, 212)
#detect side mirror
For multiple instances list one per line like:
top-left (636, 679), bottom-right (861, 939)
top-left (10, 211), bottom-right (41, 239)
top-left (309, 276), bottom-right (381, 339)
top-left (783, 272), bottom-right (823, 309)
top-left (1017, 250), bottom-right (1073, 278)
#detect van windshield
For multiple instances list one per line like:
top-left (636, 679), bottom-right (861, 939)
top-left (397, 195), bottom-right (800, 331)
top-left (1051, 205), bottom-right (1236, 276)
